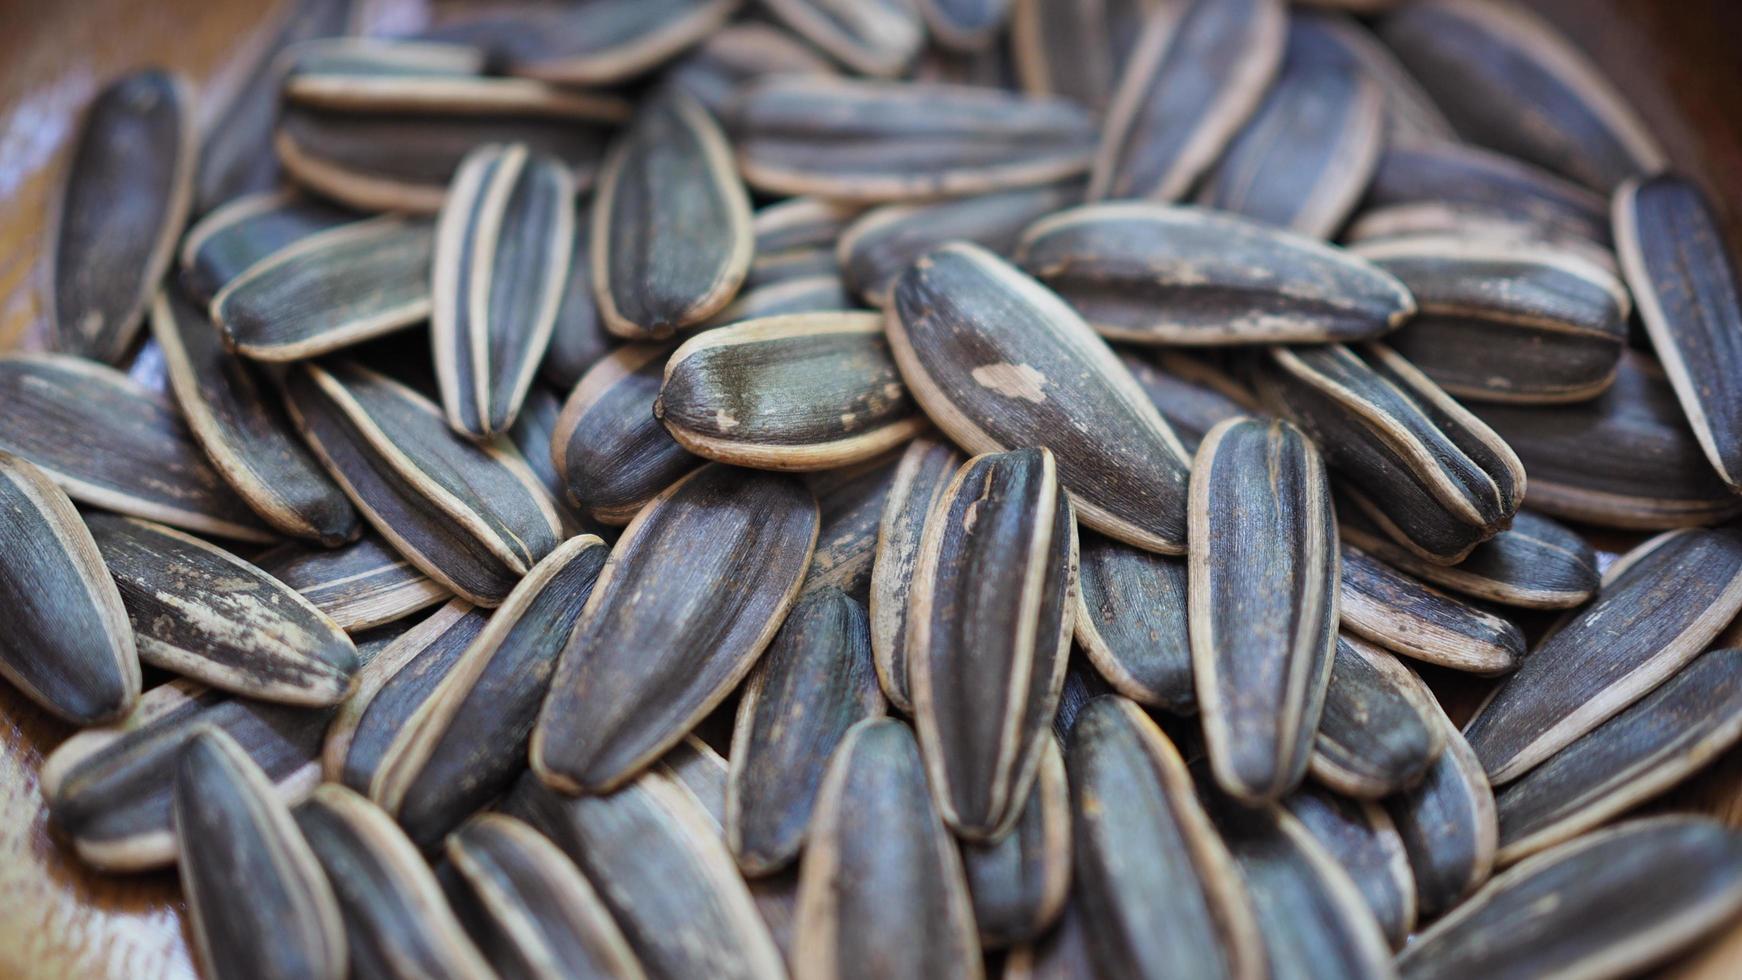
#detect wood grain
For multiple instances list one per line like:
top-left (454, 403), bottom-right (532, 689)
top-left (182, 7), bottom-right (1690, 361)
top-left (0, 1), bottom-right (1739, 978)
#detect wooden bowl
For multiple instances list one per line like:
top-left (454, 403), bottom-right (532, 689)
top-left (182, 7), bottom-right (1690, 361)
top-left (0, 1), bottom-right (1739, 976)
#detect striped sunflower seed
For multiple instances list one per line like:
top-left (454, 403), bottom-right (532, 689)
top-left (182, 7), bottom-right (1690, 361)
top-left (919, 0), bottom-right (1009, 51)
top-left (508, 768), bottom-right (789, 980)
top-left (727, 587), bottom-right (886, 876)
top-left (754, 196), bottom-right (863, 256)
top-left (656, 313), bottom-right (922, 470)
top-left (174, 728), bottom-right (347, 980)
top-left (1311, 11), bottom-right (1456, 142)
top-left (283, 48), bottom-right (633, 122)
top-left (1283, 787), bottom-right (1417, 949)
top-left (1017, 202), bottom-right (1415, 346)
top-left (1470, 350), bottom-right (1742, 529)
top-left (51, 69), bottom-right (193, 364)
top-left (178, 190), bottom-right (353, 304)
top-left (152, 287), bottom-right (361, 545)
top-left (504, 387), bottom-right (589, 535)
top-left (1121, 351), bottom-right (1251, 452)
top-left (888, 242), bottom-right (1194, 553)
top-left (593, 87), bottom-right (752, 340)
top-left (87, 513), bottom-right (358, 706)
top-left (1339, 506), bottom-right (1598, 610)
top-left (668, 23), bottom-right (838, 118)
top-left (1495, 647), bottom-right (1742, 866)
top-left (295, 784), bottom-right (495, 980)
top-left (1258, 343), bottom-right (1525, 564)
top-left (1615, 173), bottom-right (1742, 492)
top-left (708, 275), bottom-right (858, 327)
top-left (800, 452), bottom-right (901, 600)
top-left (0, 453), bottom-right (138, 725)
top-left (760, 0), bottom-right (923, 77)
top-left (1342, 202), bottom-right (1622, 268)
top-left (432, 143), bottom-right (575, 437)
top-left (734, 77), bottom-right (1097, 203)
top-left (257, 534), bottom-right (448, 633)
top-left (909, 448), bottom-right (1076, 840)
top-left (533, 465), bottom-right (817, 794)
top-left (0, 353), bottom-right (271, 542)
top-left (284, 361), bottom-right (563, 606)
top-left (837, 182), bottom-right (1082, 307)
top-left (960, 735), bottom-right (1071, 949)
top-left (429, 0), bottom-right (738, 86)
top-left (1385, 696), bottom-right (1497, 920)
top-left (212, 216), bottom-right (434, 362)
top-left (1091, 0), bottom-right (1286, 201)
top-left (1398, 816), bottom-right (1742, 980)
top-left (1463, 526), bottom-right (1742, 787)
top-left (279, 37), bottom-right (484, 79)
top-left (1355, 235), bottom-right (1630, 403)
top-left (371, 537), bottom-right (609, 848)
top-left (1195, 13), bottom-right (1385, 239)
top-left (1313, 635), bottom-right (1446, 798)
top-left (1052, 659), bottom-right (1115, 743)
top-left (1189, 418), bottom-right (1338, 803)
top-left (551, 345), bottom-right (703, 525)
top-left (540, 201), bottom-right (608, 391)
top-left (1068, 696), bottom-right (1264, 980)
top-left (794, 718), bottom-right (982, 980)
top-left (1338, 544), bottom-right (1525, 674)
top-left (1002, 899), bottom-right (1093, 980)
top-left (744, 248), bottom-right (839, 291)
top-left (1072, 530), bottom-right (1192, 712)
top-left (1378, 0), bottom-right (1665, 190)
top-left (443, 813), bottom-right (647, 980)
top-left (1009, 0), bottom-right (1159, 115)
top-left (868, 436), bottom-right (962, 712)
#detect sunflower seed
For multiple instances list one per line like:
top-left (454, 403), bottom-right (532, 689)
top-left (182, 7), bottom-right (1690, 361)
top-left (51, 69), bottom-right (193, 364)
top-left (1009, 0), bottom-right (1159, 114)
top-left (867, 437), bottom-right (961, 713)
top-left (280, 36), bottom-right (486, 79)
top-left (1189, 418), bottom-right (1338, 803)
top-left (745, 248), bottom-right (839, 291)
top-left (1343, 202), bottom-right (1621, 267)
top-left (373, 537), bottom-right (609, 847)
top-left (760, 0), bottom-right (924, 77)
top-left (87, 513), bottom-right (357, 705)
top-left (1018, 203), bottom-right (1415, 346)
top-left (656, 313), bottom-right (922, 470)
top-left (889, 242), bottom-right (1194, 553)
top-left (1361, 137), bottom-right (1613, 246)
top-left (960, 735), bottom-right (1071, 948)
top-left (295, 784), bottom-right (495, 980)
top-left (212, 216), bottom-right (435, 361)
top-left (1120, 352), bottom-right (1251, 452)
top-left (754, 196), bottom-right (863, 256)
top-left (1195, 13), bottom-right (1384, 238)
top-left (1614, 173), bottom-right (1742, 491)
top-left (1354, 235), bottom-right (1630, 403)
top-left (1464, 526), bottom-right (1742, 787)
top-left (151, 288), bottom-right (360, 544)
top-left (533, 465), bottom-right (817, 794)
top-left (1494, 647), bottom-right (1742, 866)
top-left (796, 429), bottom-right (910, 605)
top-left (918, 0), bottom-right (1009, 51)
top-left (443, 813), bottom-right (647, 980)
top-left (910, 448), bottom-right (1076, 839)
top-left (1257, 343), bottom-right (1525, 564)
top-left (274, 102), bottom-right (609, 213)
top-left (430, 144), bottom-right (574, 437)
top-left (727, 588), bottom-right (885, 876)
top-left (324, 600), bottom-right (487, 794)
top-left (505, 387), bottom-right (589, 535)
top-left (1091, 0), bottom-right (1286, 201)
top-left (593, 90), bottom-right (750, 342)
top-left (0, 353), bottom-right (271, 542)
top-left (1398, 816), bottom-right (1742, 980)
top-left (539, 201), bottom-right (609, 391)
top-left (794, 718), bottom-right (982, 980)
top-left (551, 345), bottom-right (703, 525)
top-left (1385, 697), bottom-right (1497, 920)
top-left (1379, 0), bottom-right (1665, 190)
top-left (507, 768), bottom-right (788, 980)
top-left (1072, 530), bottom-right (1192, 712)
top-left (1313, 635), bottom-right (1445, 798)
top-left (709, 276), bottom-right (858, 327)
top-left (0, 453), bottom-right (138, 725)
top-left (284, 52), bottom-right (633, 121)
top-left (1470, 351), bottom-right (1742, 529)
top-left (431, 0), bottom-right (737, 86)
top-left (284, 362), bottom-right (563, 606)
top-left (179, 191), bottom-right (354, 304)
top-left (257, 535), bottom-right (449, 633)
top-left (1001, 899), bottom-right (1093, 980)
top-left (1340, 507), bottom-right (1597, 610)
top-left (1338, 545), bottom-right (1524, 674)
top-left (1283, 787), bottom-right (1417, 949)
top-left (669, 22), bottom-right (839, 118)
top-left (174, 728), bottom-right (347, 980)
top-left (735, 77), bottom-right (1097, 203)
top-left (1068, 696), bottom-right (1265, 980)
top-left (835, 183), bottom-right (1078, 308)
top-left (1200, 789), bottom-right (1394, 980)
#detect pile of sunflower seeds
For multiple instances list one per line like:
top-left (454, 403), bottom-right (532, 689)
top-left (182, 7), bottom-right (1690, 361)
top-left (8, 0), bottom-right (1742, 977)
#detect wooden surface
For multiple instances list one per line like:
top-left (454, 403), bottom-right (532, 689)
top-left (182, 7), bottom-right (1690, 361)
top-left (0, 1), bottom-right (1740, 978)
